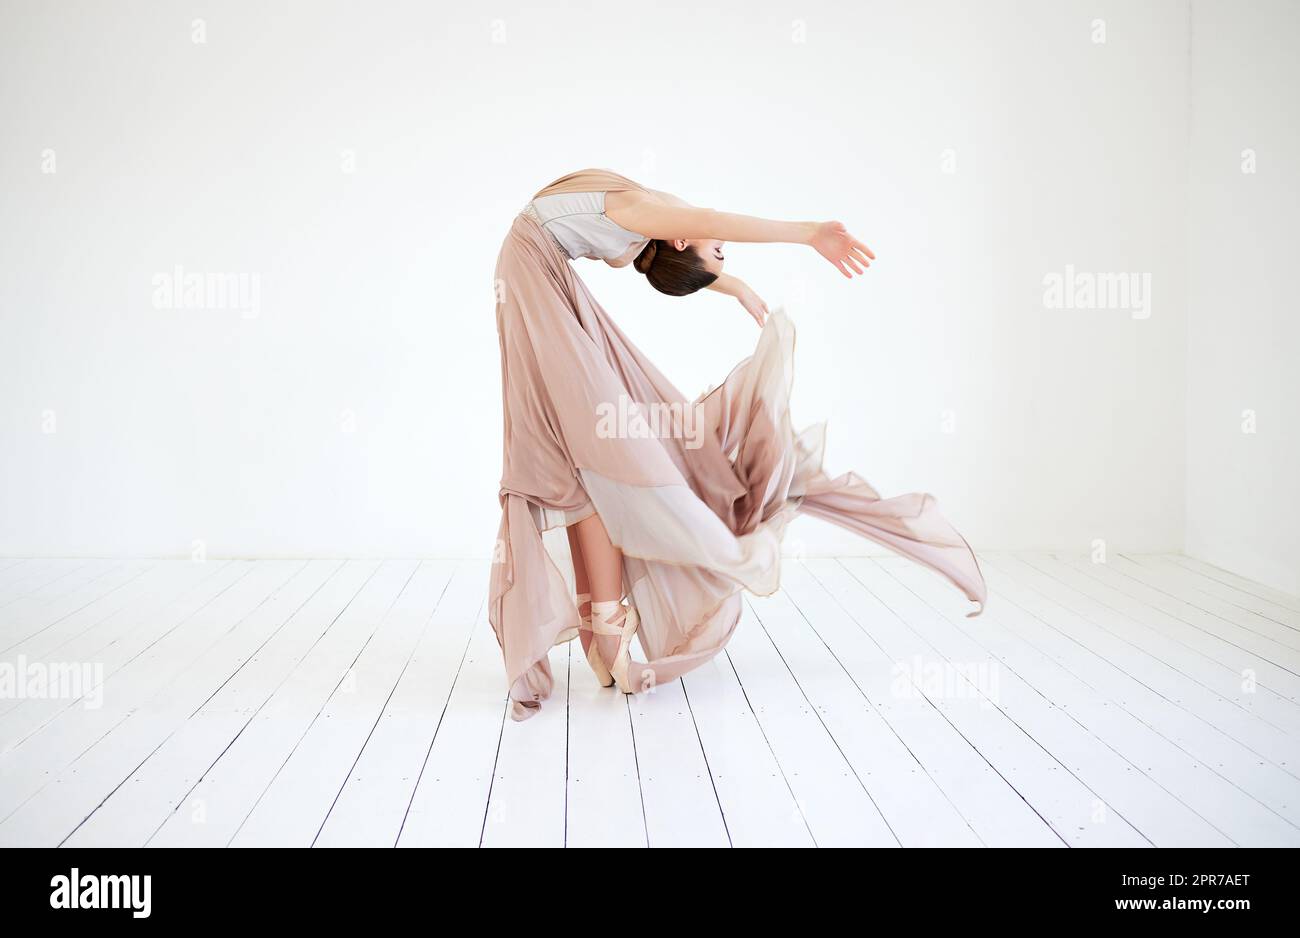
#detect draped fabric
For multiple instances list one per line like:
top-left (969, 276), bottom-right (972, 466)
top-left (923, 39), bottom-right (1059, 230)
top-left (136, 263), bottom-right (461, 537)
top-left (489, 169), bottom-right (986, 720)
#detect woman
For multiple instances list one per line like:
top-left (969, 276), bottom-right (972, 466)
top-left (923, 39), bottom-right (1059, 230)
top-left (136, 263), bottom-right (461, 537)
top-left (491, 168), bottom-right (985, 720)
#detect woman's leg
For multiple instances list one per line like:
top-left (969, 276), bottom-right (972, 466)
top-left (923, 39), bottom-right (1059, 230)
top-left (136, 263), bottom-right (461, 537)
top-left (571, 512), bottom-right (623, 602)
top-left (568, 516), bottom-right (612, 686)
top-left (572, 513), bottom-right (638, 690)
top-left (566, 523), bottom-right (590, 602)
top-left (566, 523), bottom-right (592, 650)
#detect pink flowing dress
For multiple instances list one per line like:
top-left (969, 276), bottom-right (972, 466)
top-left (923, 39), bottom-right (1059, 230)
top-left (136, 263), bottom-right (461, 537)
top-left (490, 169), bottom-right (986, 720)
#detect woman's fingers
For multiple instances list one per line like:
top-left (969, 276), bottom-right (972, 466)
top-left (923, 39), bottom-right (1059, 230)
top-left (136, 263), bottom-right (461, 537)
top-left (740, 292), bottom-right (769, 326)
top-left (815, 225), bottom-right (875, 278)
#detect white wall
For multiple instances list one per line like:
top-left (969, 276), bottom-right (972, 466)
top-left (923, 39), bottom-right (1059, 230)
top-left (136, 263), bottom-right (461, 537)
top-left (1, 0), bottom-right (1193, 559)
top-left (1186, 0), bottom-right (1300, 595)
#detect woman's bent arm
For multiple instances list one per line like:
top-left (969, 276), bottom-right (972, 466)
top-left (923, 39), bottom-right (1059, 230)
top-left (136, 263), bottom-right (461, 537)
top-left (706, 272), bottom-right (747, 297)
top-left (707, 273), bottom-right (769, 326)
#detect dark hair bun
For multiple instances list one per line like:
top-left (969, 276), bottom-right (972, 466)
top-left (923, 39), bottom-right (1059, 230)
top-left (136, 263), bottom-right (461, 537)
top-left (633, 238), bottom-right (718, 296)
top-left (633, 240), bottom-right (658, 274)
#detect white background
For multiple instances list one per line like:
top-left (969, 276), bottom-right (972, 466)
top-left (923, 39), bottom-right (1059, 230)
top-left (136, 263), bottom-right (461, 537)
top-left (0, 0), bottom-right (1295, 593)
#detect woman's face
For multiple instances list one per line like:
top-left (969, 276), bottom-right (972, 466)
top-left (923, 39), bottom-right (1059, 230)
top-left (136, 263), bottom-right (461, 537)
top-left (674, 238), bottom-right (725, 276)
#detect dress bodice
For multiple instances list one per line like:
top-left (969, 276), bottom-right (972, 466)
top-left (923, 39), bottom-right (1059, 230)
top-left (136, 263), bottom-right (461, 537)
top-left (522, 189), bottom-right (649, 263)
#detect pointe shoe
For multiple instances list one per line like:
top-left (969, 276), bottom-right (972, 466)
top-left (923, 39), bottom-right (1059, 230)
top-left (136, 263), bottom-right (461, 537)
top-left (577, 592), bottom-right (613, 687)
top-left (591, 600), bottom-right (640, 694)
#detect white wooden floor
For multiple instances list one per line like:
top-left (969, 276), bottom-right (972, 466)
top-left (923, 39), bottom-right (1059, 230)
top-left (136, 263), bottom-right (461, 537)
top-left (0, 553), bottom-right (1297, 848)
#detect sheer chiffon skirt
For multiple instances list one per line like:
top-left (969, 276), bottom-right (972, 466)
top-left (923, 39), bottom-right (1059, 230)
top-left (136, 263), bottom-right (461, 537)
top-left (489, 209), bottom-right (986, 721)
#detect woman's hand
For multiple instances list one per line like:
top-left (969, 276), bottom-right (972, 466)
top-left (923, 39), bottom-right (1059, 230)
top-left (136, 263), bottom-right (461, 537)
top-left (706, 273), bottom-right (768, 327)
top-left (736, 283), bottom-right (769, 327)
top-left (809, 221), bottom-right (875, 278)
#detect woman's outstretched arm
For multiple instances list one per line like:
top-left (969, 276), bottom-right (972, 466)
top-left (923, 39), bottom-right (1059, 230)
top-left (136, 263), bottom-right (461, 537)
top-left (707, 273), bottom-right (769, 327)
top-left (616, 196), bottom-right (813, 243)
top-left (607, 191), bottom-right (875, 278)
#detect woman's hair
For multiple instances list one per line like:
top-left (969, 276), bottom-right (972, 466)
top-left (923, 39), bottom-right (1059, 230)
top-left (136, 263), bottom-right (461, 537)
top-left (633, 240), bottom-right (718, 296)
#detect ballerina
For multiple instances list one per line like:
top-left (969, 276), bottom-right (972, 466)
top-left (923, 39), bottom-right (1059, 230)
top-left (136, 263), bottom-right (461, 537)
top-left (491, 169), bottom-right (985, 720)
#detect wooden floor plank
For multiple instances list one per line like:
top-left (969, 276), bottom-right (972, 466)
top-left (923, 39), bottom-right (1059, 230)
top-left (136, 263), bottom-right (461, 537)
top-left (142, 560), bottom-right (417, 847)
top-left (0, 559), bottom-right (33, 581)
top-left (0, 560), bottom-right (95, 608)
top-left (1119, 555), bottom-right (1300, 641)
top-left (1165, 555), bottom-right (1300, 615)
top-left (727, 599), bottom-right (900, 846)
top-left (315, 562), bottom-right (486, 847)
top-left (678, 651), bottom-right (816, 848)
top-left (397, 598), bottom-right (506, 848)
top-left (985, 555), bottom-right (1299, 766)
top-left (0, 560), bottom-right (202, 662)
top-left (224, 560), bottom-right (438, 847)
top-left (1060, 555), bottom-right (1300, 671)
top-left (565, 642), bottom-right (647, 848)
top-left (779, 561), bottom-right (1064, 847)
top-left (2, 552), bottom-right (1293, 847)
top-left (0, 560), bottom-right (155, 652)
top-left (814, 558), bottom-right (1150, 846)
top-left (1022, 556), bottom-right (1300, 728)
top-left (744, 588), bottom-right (984, 847)
top-left (983, 557), bottom-right (1300, 787)
top-left (892, 556), bottom-right (1299, 846)
top-left (480, 643), bottom-right (568, 848)
top-left (65, 560), bottom-right (378, 847)
top-left (0, 560), bottom-right (238, 741)
top-left (626, 677), bottom-right (730, 847)
top-left (0, 559), bottom-right (312, 845)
